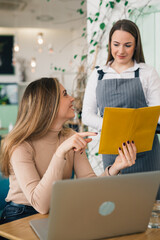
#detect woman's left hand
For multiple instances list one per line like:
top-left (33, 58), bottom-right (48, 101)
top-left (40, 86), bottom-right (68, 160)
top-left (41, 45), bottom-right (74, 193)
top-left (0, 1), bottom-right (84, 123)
top-left (109, 141), bottom-right (137, 176)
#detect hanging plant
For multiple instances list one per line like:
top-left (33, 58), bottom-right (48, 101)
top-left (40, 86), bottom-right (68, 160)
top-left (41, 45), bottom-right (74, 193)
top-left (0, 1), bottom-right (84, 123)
top-left (77, 8), bottom-right (84, 15)
top-left (99, 22), bottom-right (106, 30)
top-left (99, 0), bottom-right (103, 6)
top-left (90, 50), bottom-right (95, 54)
top-left (109, 1), bottom-right (115, 9)
top-left (87, 17), bottom-right (93, 23)
top-left (81, 0), bottom-right (85, 5)
top-left (93, 41), bottom-right (98, 46)
top-left (53, 67), bottom-right (65, 72)
top-left (81, 55), bottom-right (87, 61)
top-left (93, 31), bottom-right (97, 37)
top-left (95, 12), bottom-right (100, 17)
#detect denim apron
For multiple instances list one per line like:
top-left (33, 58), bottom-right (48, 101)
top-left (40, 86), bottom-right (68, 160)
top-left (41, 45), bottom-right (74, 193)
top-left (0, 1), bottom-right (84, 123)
top-left (96, 67), bottom-right (160, 199)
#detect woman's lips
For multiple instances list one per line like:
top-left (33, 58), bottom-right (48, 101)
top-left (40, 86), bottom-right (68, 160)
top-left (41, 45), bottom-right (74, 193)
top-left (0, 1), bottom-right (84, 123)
top-left (118, 55), bottom-right (126, 59)
top-left (70, 105), bottom-right (74, 110)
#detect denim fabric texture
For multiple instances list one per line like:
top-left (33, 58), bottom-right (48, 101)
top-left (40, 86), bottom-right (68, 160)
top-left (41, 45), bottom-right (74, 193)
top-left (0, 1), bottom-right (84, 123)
top-left (0, 201), bottom-right (38, 225)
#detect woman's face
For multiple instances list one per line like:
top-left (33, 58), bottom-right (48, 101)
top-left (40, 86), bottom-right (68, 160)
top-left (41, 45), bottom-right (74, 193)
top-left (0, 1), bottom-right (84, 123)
top-left (56, 84), bottom-right (75, 123)
top-left (111, 30), bottom-right (136, 65)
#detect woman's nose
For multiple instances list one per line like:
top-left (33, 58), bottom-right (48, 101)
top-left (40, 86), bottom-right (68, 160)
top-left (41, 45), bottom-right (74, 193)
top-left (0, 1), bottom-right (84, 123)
top-left (118, 45), bottom-right (125, 53)
top-left (70, 95), bottom-right (74, 101)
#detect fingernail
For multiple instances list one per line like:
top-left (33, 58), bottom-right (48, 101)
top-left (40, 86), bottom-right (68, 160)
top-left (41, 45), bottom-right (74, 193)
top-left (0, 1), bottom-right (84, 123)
top-left (127, 140), bottom-right (130, 144)
top-left (132, 140), bottom-right (134, 144)
top-left (119, 147), bottom-right (121, 151)
top-left (95, 132), bottom-right (98, 134)
top-left (123, 142), bottom-right (125, 146)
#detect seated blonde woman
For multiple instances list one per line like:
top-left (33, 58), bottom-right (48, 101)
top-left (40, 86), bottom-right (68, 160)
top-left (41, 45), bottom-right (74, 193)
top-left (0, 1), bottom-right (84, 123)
top-left (0, 78), bottom-right (136, 224)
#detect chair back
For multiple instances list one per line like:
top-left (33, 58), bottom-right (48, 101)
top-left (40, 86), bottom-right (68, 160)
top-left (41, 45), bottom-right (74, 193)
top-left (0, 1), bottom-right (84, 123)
top-left (0, 172), bottom-right (9, 216)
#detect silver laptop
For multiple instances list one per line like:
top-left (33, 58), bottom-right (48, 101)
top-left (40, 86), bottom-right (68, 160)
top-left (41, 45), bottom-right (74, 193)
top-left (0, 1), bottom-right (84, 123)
top-left (30, 171), bottom-right (160, 240)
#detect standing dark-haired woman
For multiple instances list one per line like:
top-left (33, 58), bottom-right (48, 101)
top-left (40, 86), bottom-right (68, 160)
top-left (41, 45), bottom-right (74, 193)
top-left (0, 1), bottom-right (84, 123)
top-left (82, 19), bottom-right (160, 199)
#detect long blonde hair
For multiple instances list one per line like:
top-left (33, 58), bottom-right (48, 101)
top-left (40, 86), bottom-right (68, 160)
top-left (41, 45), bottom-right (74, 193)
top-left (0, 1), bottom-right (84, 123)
top-left (0, 77), bottom-right (63, 176)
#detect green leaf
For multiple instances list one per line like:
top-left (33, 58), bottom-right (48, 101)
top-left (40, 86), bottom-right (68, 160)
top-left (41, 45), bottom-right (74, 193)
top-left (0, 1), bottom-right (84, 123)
top-left (54, 67), bottom-right (57, 70)
top-left (109, 1), bottom-right (115, 8)
top-left (83, 27), bottom-right (86, 31)
top-left (95, 12), bottom-right (100, 16)
top-left (99, 0), bottom-right (103, 6)
top-left (58, 68), bottom-right (61, 71)
top-left (100, 22), bottom-right (105, 30)
top-left (90, 39), bottom-right (93, 44)
top-left (87, 17), bottom-right (93, 23)
top-left (74, 54), bottom-right (78, 59)
top-left (106, 3), bottom-right (109, 7)
top-left (95, 17), bottom-right (98, 21)
top-left (81, 33), bottom-right (85, 37)
top-left (93, 31), bottom-right (97, 37)
top-left (77, 8), bottom-right (84, 14)
top-left (95, 152), bottom-right (99, 156)
top-left (128, 9), bottom-right (131, 13)
top-left (90, 50), bottom-right (95, 54)
top-left (93, 41), bottom-right (98, 46)
top-left (124, 1), bottom-right (128, 6)
top-left (81, 0), bottom-right (85, 5)
top-left (116, 0), bottom-right (121, 2)
top-left (62, 69), bottom-right (65, 72)
top-left (81, 55), bottom-right (87, 61)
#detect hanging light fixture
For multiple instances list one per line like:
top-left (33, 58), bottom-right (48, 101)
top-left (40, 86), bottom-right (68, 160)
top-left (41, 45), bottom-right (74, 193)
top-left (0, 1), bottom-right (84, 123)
top-left (48, 44), bottom-right (54, 54)
top-left (30, 57), bottom-right (36, 72)
top-left (37, 32), bottom-right (44, 45)
top-left (14, 43), bottom-right (20, 52)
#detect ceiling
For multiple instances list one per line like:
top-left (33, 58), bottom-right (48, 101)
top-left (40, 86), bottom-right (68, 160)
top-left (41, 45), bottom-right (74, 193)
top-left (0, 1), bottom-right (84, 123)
top-left (0, 0), bottom-right (86, 30)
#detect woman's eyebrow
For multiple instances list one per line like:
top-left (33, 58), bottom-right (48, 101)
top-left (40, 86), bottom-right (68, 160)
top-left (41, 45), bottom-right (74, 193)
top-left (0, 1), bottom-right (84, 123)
top-left (113, 40), bottom-right (133, 44)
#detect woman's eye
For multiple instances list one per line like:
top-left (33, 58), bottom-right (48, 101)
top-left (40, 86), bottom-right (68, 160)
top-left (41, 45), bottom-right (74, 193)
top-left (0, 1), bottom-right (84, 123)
top-left (126, 45), bottom-right (131, 48)
top-left (113, 44), bottom-right (119, 47)
top-left (63, 90), bottom-right (68, 96)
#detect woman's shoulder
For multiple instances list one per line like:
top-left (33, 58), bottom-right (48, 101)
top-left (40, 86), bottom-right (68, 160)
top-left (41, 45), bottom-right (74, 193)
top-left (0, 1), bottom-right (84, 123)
top-left (138, 62), bottom-right (158, 76)
top-left (139, 62), bottom-right (155, 71)
top-left (10, 141), bottom-right (35, 164)
top-left (12, 141), bottom-right (34, 155)
top-left (94, 64), bottom-right (110, 71)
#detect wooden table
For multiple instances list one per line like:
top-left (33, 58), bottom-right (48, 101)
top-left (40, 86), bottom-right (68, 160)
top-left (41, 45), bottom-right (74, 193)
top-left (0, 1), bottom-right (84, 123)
top-left (0, 214), bottom-right (160, 240)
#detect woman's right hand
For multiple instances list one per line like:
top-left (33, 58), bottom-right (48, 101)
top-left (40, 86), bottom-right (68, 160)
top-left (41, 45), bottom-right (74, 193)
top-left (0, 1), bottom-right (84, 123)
top-left (55, 132), bottom-right (97, 159)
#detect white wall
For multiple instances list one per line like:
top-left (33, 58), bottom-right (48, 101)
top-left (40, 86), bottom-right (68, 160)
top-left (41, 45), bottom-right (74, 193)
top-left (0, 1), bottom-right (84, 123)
top-left (135, 11), bottom-right (160, 75)
top-left (0, 27), bottom-right (87, 93)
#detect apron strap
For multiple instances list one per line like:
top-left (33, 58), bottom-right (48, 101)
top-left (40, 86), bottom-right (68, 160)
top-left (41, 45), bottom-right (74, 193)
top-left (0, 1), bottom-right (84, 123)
top-left (95, 66), bottom-right (100, 69)
top-left (97, 69), bottom-right (105, 80)
top-left (97, 67), bottom-right (139, 80)
top-left (135, 68), bottom-right (139, 77)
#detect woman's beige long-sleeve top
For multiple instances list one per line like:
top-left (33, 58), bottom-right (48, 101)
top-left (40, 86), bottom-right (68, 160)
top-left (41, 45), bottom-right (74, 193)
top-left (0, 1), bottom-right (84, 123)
top-left (6, 128), bottom-right (110, 214)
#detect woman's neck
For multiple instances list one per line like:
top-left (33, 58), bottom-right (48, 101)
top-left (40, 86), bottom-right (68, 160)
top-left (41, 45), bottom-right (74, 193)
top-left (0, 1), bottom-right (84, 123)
top-left (50, 118), bottom-right (65, 131)
top-left (110, 60), bottom-right (134, 74)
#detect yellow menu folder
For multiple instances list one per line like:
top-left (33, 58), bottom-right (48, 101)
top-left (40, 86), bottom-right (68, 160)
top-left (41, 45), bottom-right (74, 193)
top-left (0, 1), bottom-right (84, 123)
top-left (99, 106), bottom-right (160, 155)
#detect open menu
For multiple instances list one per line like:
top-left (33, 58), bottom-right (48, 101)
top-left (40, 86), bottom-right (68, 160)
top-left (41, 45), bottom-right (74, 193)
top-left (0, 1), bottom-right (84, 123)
top-left (99, 106), bottom-right (160, 155)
